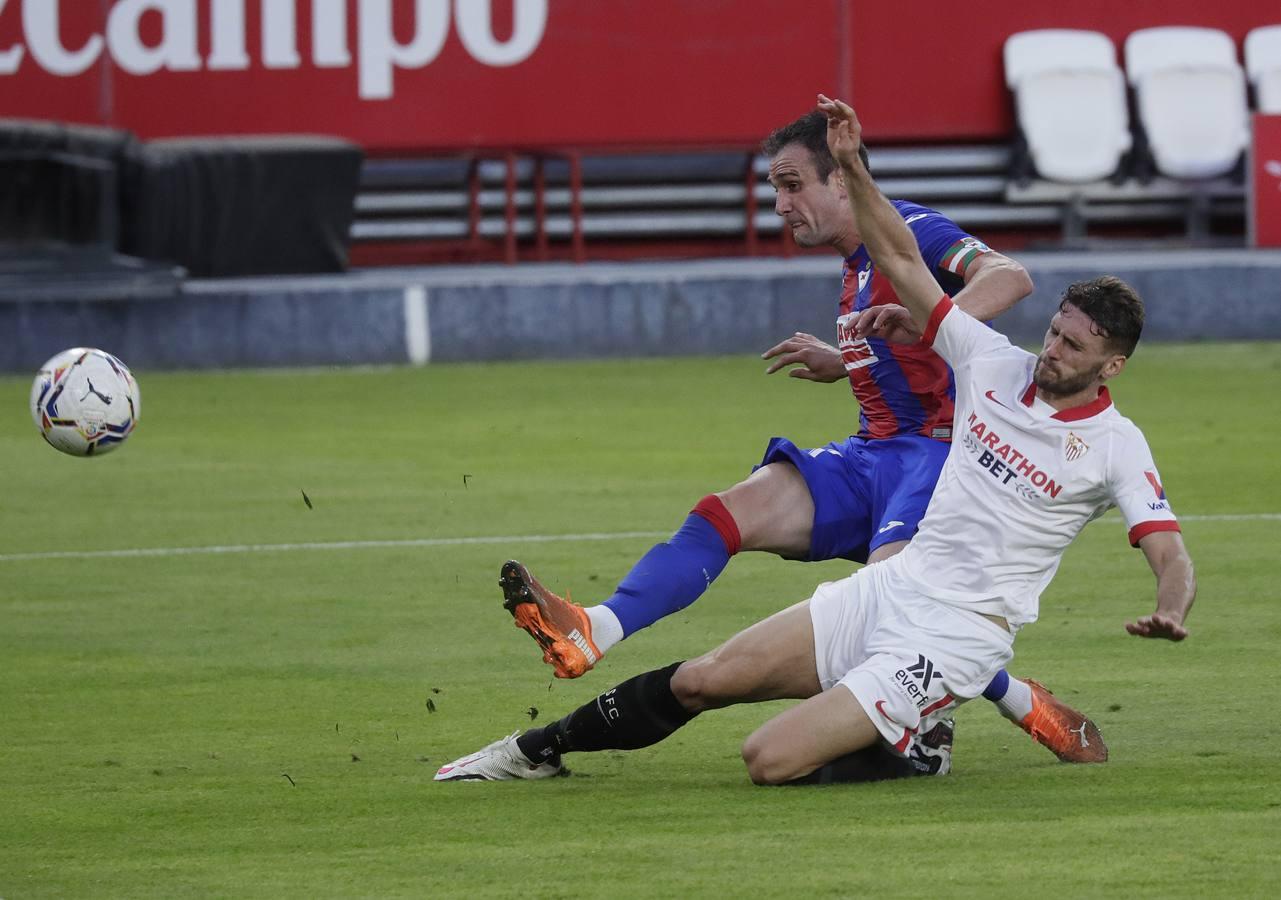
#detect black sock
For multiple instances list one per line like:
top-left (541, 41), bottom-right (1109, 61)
top-left (783, 745), bottom-right (919, 786)
top-left (516, 661), bottom-right (695, 762)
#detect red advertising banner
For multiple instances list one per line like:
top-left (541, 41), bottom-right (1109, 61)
top-left (0, 0), bottom-right (1270, 150)
top-left (0, 0), bottom-right (847, 151)
top-left (1251, 115), bottom-right (1281, 247)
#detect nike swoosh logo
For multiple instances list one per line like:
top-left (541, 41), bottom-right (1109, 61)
top-left (875, 700), bottom-right (894, 720)
top-left (985, 389), bottom-right (1014, 411)
top-left (437, 754), bottom-right (482, 775)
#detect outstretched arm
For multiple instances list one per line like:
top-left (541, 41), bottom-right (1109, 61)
top-left (953, 251), bottom-right (1033, 322)
top-left (1127, 531), bottom-right (1196, 641)
top-left (853, 250), bottom-right (1034, 344)
top-left (818, 94), bottom-right (946, 332)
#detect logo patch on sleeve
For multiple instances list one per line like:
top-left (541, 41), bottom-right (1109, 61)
top-left (1145, 470), bottom-right (1167, 500)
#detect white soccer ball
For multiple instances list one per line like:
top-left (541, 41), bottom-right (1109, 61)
top-left (29, 348), bottom-right (141, 457)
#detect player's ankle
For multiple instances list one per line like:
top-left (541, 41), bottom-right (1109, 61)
top-left (585, 605), bottom-right (623, 654)
top-left (994, 677), bottom-right (1034, 722)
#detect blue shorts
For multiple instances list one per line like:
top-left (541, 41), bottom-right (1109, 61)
top-left (757, 434), bottom-right (950, 564)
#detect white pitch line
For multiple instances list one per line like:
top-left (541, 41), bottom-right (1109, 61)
top-left (1175, 513), bottom-right (1281, 522)
top-left (0, 513), bottom-right (1277, 564)
top-left (0, 531), bottom-right (670, 563)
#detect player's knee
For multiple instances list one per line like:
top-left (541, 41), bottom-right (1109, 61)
top-left (741, 733), bottom-right (802, 786)
top-left (717, 464), bottom-right (811, 556)
top-left (715, 473), bottom-right (767, 526)
top-left (708, 485), bottom-right (751, 549)
top-left (670, 657), bottom-right (737, 713)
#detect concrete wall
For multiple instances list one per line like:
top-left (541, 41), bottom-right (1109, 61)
top-left (4, 250), bottom-right (1281, 373)
top-left (997, 250), bottom-right (1281, 343)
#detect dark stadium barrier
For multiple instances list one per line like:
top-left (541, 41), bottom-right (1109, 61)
top-left (0, 120), bottom-right (137, 249)
top-left (0, 152), bottom-right (117, 247)
top-left (2, 122), bottom-right (364, 279)
top-left (120, 136), bottom-right (364, 277)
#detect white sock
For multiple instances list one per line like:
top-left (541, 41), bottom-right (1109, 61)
top-left (995, 677), bottom-right (1034, 722)
top-left (584, 605), bottom-right (624, 655)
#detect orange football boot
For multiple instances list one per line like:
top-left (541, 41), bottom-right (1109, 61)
top-left (500, 560), bottom-right (601, 679)
top-left (1019, 678), bottom-right (1108, 763)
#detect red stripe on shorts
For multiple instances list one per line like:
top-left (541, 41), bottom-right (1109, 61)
top-left (920, 694), bottom-right (955, 717)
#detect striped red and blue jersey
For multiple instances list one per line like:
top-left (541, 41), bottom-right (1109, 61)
top-left (838, 199), bottom-right (991, 442)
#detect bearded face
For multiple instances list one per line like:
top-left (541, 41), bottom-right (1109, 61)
top-left (1033, 353), bottom-right (1107, 397)
top-left (1035, 305), bottom-right (1124, 400)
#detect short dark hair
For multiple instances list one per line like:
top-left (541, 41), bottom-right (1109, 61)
top-left (1059, 276), bottom-right (1145, 357)
top-left (761, 110), bottom-right (870, 182)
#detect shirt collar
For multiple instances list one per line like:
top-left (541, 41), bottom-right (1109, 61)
top-left (1021, 382), bottom-right (1113, 421)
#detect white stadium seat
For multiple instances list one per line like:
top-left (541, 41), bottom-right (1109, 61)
top-left (1003, 30), bottom-right (1131, 183)
top-left (1124, 27), bottom-right (1249, 179)
top-left (1245, 25), bottom-right (1281, 113)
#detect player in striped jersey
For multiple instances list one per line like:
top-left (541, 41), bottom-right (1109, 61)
top-left (501, 110), bottom-right (1104, 764)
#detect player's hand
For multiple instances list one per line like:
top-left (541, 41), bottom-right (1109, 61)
top-left (762, 332), bottom-right (846, 382)
top-left (817, 93), bottom-right (864, 172)
top-left (853, 305), bottom-right (921, 344)
top-left (1125, 613), bottom-right (1189, 641)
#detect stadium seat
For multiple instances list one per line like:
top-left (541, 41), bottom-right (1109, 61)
top-left (1124, 27), bottom-right (1250, 179)
top-left (1003, 30), bottom-right (1131, 183)
top-left (1245, 25), bottom-right (1281, 113)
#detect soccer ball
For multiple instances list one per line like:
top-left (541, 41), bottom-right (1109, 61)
top-left (29, 348), bottom-right (141, 457)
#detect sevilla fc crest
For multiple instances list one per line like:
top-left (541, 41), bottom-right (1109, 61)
top-left (1065, 431), bottom-right (1089, 462)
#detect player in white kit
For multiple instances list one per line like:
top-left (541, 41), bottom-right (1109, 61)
top-left (435, 95), bottom-right (1196, 785)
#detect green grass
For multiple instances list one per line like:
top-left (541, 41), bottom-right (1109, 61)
top-left (1, 345), bottom-right (1279, 898)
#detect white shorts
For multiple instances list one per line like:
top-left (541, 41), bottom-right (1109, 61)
top-left (808, 557), bottom-right (1014, 755)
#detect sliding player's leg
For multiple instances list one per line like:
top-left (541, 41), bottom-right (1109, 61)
top-left (443, 562), bottom-right (983, 785)
top-left (740, 682), bottom-right (883, 785)
top-left (438, 599), bottom-right (827, 781)
top-left (745, 560), bottom-right (1023, 787)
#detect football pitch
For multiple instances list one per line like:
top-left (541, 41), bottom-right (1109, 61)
top-left (2, 344), bottom-right (1278, 897)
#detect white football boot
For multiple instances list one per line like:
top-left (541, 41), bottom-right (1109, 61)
top-left (908, 717), bottom-right (954, 776)
top-left (434, 732), bottom-right (565, 782)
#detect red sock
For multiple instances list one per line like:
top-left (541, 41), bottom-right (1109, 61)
top-left (690, 494), bottom-right (742, 556)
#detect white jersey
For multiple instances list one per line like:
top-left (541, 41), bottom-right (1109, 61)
top-left (891, 297), bottom-right (1180, 631)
